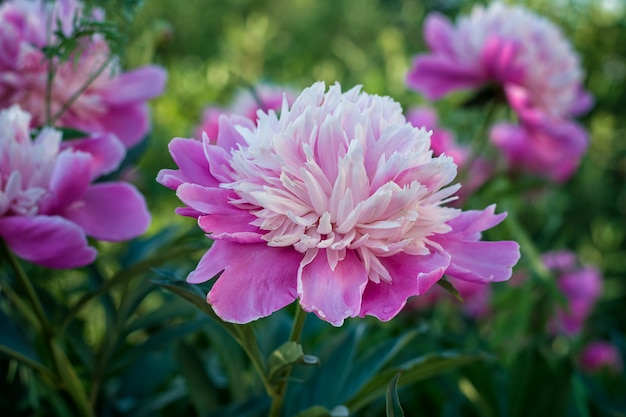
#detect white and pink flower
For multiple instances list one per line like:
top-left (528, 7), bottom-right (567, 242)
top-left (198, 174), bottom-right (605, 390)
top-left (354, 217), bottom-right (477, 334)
top-left (0, 0), bottom-right (166, 148)
top-left (406, 3), bottom-right (592, 181)
top-left (0, 105), bottom-right (150, 268)
top-left (158, 82), bottom-right (519, 326)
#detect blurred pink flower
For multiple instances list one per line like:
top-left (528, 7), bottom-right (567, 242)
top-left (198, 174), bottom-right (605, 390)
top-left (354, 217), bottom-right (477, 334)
top-left (491, 117), bottom-right (588, 182)
top-left (543, 251), bottom-right (602, 336)
top-left (195, 85), bottom-right (296, 141)
top-left (406, 106), bottom-right (491, 199)
top-left (406, 2), bottom-right (592, 181)
top-left (579, 341), bottom-right (623, 373)
top-left (410, 277), bottom-right (492, 318)
top-left (0, 105), bottom-right (150, 268)
top-left (158, 82), bottom-right (519, 326)
top-left (0, 0), bottom-right (166, 148)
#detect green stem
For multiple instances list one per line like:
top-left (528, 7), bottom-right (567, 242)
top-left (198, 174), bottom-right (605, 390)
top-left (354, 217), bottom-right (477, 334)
top-left (60, 244), bottom-right (194, 331)
top-left (0, 241), bottom-right (95, 416)
top-left (0, 240), bottom-right (51, 337)
top-left (268, 305), bottom-right (307, 417)
top-left (48, 55), bottom-right (114, 126)
top-left (458, 99), bottom-right (498, 182)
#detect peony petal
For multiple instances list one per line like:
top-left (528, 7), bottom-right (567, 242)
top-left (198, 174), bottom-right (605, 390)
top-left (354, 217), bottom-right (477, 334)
top-left (176, 183), bottom-right (237, 215)
top-left (444, 239), bottom-right (520, 283)
top-left (42, 150), bottom-right (92, 214)
top-left (216, 114), bottom-right (253, 151)
top-left (202, 241), bottom-right (301, 323)
top-left (406, 55), bottom-right (485, 99)
top-left (569, 87), bottom-right (594, 116)
top-left (359, 251), bottom-right (450, 321)
top-left (423, 13), bottom-right (458, 57)
top-left (63, 182), bottom-right (150, 241)
top-left (97, 103), bottom-right (149, 148)
top-left (0, 215), bottom-right (96, 268)
top-left (100, 65), bottom-right (167, 104)
top-left (431, 207), bottom-right (520, 283)
top-left (481, 37), bottom-right (524, 84)
top-left (298, 249), bottom-right (368, 326)
top-left (198, 214), bottom-right (262, 242)
top-left (62, 133), bottom-right (125, 179)
top-left (156, 138), bottom-right (217, 189)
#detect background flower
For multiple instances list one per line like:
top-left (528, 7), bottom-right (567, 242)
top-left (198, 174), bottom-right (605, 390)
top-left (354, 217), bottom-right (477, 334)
top-left (406, 106), bottom-right (491, 199)
top-left (0, 105), bottom-right (150, 268)
top-left (543, 250), bottom-right (603, 336)
top-left (406, 2), bottom-right (592, 181)
top-left (0, 0), bottom-right (166, 148)
top-left (579, 341), bottom-right (623, 374)
top-left (158, 81), bottom-right (519, 326)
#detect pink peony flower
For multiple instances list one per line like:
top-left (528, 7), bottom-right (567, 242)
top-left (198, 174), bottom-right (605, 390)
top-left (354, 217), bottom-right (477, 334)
top-left (406, 106), bottom-right (491, 198)
top-left (0, 0), bottom-right (166, 148)
top-left (158, 82), bottom-right (520, 326)
top-left (543, 251), bottom-right (603, 336)
top-left (406, 2), bottom-right (592, 181)
top-left (0, 105), bottom-right (150, 268)
top-left (579, 341), bottom-right (623, 374)
top-left (195, 85), bottom-right (296, 141)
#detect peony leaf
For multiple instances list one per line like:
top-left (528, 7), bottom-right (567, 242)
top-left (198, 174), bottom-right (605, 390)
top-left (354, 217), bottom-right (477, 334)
top-left (385, 371), bottom-right (405, 417)
top-left (346, 351), bottom-right (485, 412)
top-left (437, 278), bottom-right (464, 302)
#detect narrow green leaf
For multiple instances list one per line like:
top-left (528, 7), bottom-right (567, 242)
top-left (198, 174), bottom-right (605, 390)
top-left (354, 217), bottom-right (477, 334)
top-left (343, 327), bottom-right (422, 401)
top-left (437, 278), bottom-right (464, 302)
top-left (347, 351), bottom-right (484, 412)
top-left (155, 278), bottom-right (272, 394)
top-left (386, 372), bottom-right (404, 417)
top-left (50, 339), bottom-right (95, 417)
top-left (175, 341), bottom-right (218, 415)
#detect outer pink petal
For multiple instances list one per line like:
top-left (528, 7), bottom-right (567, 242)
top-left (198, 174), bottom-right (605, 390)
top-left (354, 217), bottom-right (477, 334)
top-left (156, 138), bottom-right (217, 189)
top-left (0, 215), bottom-right (96, 268)
top-left (100, 65), bottom-right (167, 104)
top-left (406, 55), bottom-right (485, 99)
top-left (359, 251), bottom-right (450, 321)
top-left (443, 240), bottom-right (520, 283)
top-left (98, 104), bottom-right (149, 148)
top-left (444, 205), bottom-right (506, 240)
top-left (62, 133), bottom-right (125, 179)
top-left (42, 150), bottom-right (92, 214)
top-left (423, 13), bottom-right (458, 57)
top-left (176, 183), bottom-right (237, 215)
top-left (200, 241), bottom-right (301, 323)
top-left (431, 207), bottom-right (520, 283)
top-left (298, 249), bottom-right (368, 326)
top-left (63, 182), bottom-right (150, 241)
